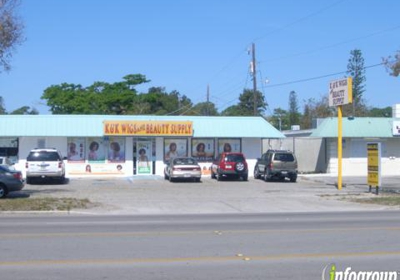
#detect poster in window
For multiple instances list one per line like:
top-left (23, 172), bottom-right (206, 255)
top-left (87, 137), bottom-right (106, 162)
top-left (108, 137), bottom-right (125, 162)
top-left (217, 139), bottom-right (241, 154)
top-left (67, 138), bottom-right (85, 162)
top-left (192, 139), bottom-right (214, 161)
top-left (137, 141), bottom-right (151, 174)
top-left (164, 139), bottom-right (187, 162)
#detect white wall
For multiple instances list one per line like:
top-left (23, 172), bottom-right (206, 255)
top-left (155, 137), bottom-right (166, 176)
top-left (265, 138), bottom-right (327, 173)
top-left (242, 138), bottom-right (262, 177)
top-left (327, 138), bottom-right (400, 176)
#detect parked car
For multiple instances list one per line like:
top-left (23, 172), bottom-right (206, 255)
top-left (254, 149), bottom-right (298, 182)
top-left (211, 152), bottom-right (248, 181)
top-left (25, 148), bottom-right (66, 184)
top-left (0, 165), bottom-right (25, 198)
top-left (0, 157), bottom-right (15, 169)
top-left (164, 157), bottom-right (202, 182)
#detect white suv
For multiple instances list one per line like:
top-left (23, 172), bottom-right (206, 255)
top-left (25, 148), bottom-right (66, 184)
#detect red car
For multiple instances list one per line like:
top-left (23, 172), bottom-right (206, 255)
top-left (211, 152), bottom-right (248, 181)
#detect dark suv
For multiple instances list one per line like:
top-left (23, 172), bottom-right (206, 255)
top-left (254, 149), bottom-right (298, 182)
top-left (211, 152), bottom-right (248, 181)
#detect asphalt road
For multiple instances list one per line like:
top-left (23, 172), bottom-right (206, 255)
top-left (1, 212), bottom-right (400, 280)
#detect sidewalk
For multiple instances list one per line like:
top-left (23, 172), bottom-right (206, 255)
top-left (299, 174), bottom-right (400, 192)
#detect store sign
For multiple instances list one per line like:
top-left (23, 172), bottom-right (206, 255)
top-left (328, 77), bottom-right (353, 107)
top-left (367, 142), bottom-right (381, 187)
top-left (103, 121), bottom-right (193, 136)
top-left (393, 120), bottom-right (400, 136)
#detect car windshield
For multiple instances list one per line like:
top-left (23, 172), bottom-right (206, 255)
top-left (274, 153), bottom-right (294, 162)
top-left (27, 152), bottom-right (60, 161)
top-left (173, 158), bottom-right (198, 165)
top-left (225, 154), bottom-right (244, 162)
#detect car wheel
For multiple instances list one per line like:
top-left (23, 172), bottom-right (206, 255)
top-left (254, 166), bottom-right (260, 179)
top-left (169, 175), bottom-right (174, 182)
top-left (263, 170), bottom-right (270, 182)
top-left (242, 174), bottom-right (248, 181)
top-left (217, 171), bottom-right (222, 181)
top-left (290, 175), bottom-right (297, 183)
top-left (211, 170), bottom-right (216, 179)
top-left (59, 175), bottom-right (65, 184)
top-left (26, 176), bottom-right (31, 184)
top-left (0, 184), bottom-right (8, 198)
top-left (235, 162), bottom-right (245, 172)
top-left (164, 172), bottom-right (168, 180)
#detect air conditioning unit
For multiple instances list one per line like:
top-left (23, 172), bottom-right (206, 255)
top-left (291, 125), bottom-right (300, 131)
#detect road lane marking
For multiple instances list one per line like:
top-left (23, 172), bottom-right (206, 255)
top-left (1, 251), bottom-right (400, 266)
top-left (1, 226), bottom-right (399, 239)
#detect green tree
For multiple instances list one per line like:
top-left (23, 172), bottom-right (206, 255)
top-left (220, 105), bottom-right (242, 116)
top-left (190, 101), bottom-right (219, 116)
top-left (267, 108), bottom-right (289, 131)
top-left (345, 49), bottom-right (368, 116)
top-left (139, 87), bottom-right (192, 115)
top-left (0, 96), bottom-right (6, 114)
top-left (288, 91), bottom-right (300, 126)
top-left (368, 106), bottom-right (392, 117)
top-left (41, 74), bottom-right (148, 114)
top-left (300, 96), bottom-right (334, 129)
top-left (383, 50), bottom-right (400, 77)
top-left (9, 106), bottom-right (39, 114)
top-left (0, 0), bottom-right (24, 72)
top-left (222, 89), bottom-right (266, 116)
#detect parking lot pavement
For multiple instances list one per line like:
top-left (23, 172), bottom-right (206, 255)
top-left (10, 174), bottom-right (399, 215)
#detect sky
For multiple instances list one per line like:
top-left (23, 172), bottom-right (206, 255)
top-left (0, 0), bottom-right (399, 115)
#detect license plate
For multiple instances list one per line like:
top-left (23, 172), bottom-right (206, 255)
top-left (281, 171), bottom-right (288, 174)
top-left (184, 174), bottom-right (191, 177)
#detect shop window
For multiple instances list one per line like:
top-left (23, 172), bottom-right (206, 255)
top-left (0, 138), bottom-right (19, 163)
top-left (191, 138), bottom-right (214, 162)
top-left (164, 139), bottom-right (188, 162)
top-left (217, 138), bottom-right (241, 154)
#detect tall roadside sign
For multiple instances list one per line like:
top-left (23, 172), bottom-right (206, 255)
top-left (367, 143), bottom-right (381, 194)
top-left (328, 77), bottom-right (352, 190)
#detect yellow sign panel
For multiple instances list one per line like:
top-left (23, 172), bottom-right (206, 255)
top-left (103, 121), bottom-right (193, 136)
top-left (367, 143), bottom-right (381, 187)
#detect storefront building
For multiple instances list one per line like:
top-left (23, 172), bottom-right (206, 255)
top-left (0, 115), bottom-right (284, 178)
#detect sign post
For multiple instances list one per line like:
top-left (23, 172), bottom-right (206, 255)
top-left (329, 77), bottom-right (352, 190)
top-left (367, 143), bottom-right (381, 194)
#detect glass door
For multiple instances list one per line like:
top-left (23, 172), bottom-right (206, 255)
top-left (136, 140), bottom-right (152, 175)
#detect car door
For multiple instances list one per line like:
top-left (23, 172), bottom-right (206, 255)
top-left (257, 153), bottom-right (267, 173)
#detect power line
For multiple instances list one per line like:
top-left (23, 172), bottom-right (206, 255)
top-left (261, 62), bottom-right (384, 89)
top-left (260, 24), bottom-right (400, 63)
top-left (253, 0), bottom-right (350, 42)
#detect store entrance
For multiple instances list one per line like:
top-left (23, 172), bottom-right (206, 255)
top-left (133, 138), bottom-right (156, 175)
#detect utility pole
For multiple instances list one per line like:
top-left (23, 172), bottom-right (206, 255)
top-left (251, 43), bottom-right (257, 116)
